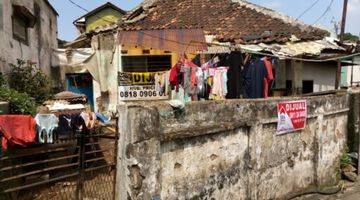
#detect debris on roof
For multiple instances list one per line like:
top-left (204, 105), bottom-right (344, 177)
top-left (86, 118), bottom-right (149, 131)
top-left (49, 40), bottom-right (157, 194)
top-left (201, 36), bottom-right (345, 58)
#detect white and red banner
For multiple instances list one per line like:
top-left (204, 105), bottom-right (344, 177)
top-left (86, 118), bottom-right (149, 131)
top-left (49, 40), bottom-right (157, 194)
top-left (277, 100), bottom-right (307, 135)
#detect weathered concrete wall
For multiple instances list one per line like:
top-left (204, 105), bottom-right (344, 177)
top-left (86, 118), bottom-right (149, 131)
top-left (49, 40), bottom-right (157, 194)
top-left (116, 93), bottom-right (349, 200)
top-left (0, 0), bottom-right (58, 76)
top-left (0, 102), bottom-right (9, 114)
top-left (348, 88), bottom-right (360, 153)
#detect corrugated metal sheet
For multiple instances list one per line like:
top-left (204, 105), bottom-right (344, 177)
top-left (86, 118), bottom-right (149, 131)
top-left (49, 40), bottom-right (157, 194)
top-left (237, 37), bottom-right (345, 57)
top-left (201, 36), bottom-right (344, 57)
top-left (117, 29), bottom-right (207, 53)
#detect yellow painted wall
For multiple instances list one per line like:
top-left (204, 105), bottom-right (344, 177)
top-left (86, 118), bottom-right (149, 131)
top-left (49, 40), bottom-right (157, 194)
top-left (86, 7), bottom-right (124, 32)
top-left (122, 45), bottom-right (197, 67)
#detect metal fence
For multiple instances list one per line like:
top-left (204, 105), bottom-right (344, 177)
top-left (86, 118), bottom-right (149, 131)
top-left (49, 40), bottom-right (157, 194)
top-left (0, 124), bottom-right (118, 200)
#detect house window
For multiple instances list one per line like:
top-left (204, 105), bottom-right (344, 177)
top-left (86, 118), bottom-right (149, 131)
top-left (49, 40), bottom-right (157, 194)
top-left (12, 15), bottom-right (29, 44)
top-left (302, 80), bottom-right (314, 94)
top-left (12, 5), bottom-right (36, 45)
top-left (286, 80), bottom-right (292, 96)
top-left (0, 1), bottom-right (3, 30)
top-left (122, 55), bottom-right (172, 72)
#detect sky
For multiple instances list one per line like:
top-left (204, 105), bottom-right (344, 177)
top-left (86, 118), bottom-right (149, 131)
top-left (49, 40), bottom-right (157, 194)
top-left (48, 0), bottom-right (360, 41)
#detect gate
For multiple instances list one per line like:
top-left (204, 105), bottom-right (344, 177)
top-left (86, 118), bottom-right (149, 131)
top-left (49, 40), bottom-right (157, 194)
top-left (0, 123), bottom-right (118, 200)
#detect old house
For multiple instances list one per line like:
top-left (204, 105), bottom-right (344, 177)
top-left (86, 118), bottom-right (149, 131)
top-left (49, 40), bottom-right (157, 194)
top-left (59, 0), bottom-right (352, 114)
top-left (57, 2), bottom-right (126, 112)
top-left (117, 0), bottom-right (348, 95)
top-left (342, 55), bottom-right (360, 87)
top-left (0, 0), bottom-right (58, 76)
top-left (73, 2), bottom-right (126, 34)
top-left (341, 43), bottom-right (360, 87)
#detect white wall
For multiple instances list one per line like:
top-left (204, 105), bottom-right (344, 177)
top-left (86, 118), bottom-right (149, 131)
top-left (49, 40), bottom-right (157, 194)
top-left (0, 0), bottom-right (58, 75)
top-left (302, 62), bottom-right (336, 92)
top-left (344, 56), bottom-right (360, 87)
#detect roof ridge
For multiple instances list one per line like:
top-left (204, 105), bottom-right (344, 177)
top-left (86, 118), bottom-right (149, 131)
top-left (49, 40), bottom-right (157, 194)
top-left (232, 0), bottom-right (312, 31)
top-left (73, 2), bottom-right (127, 24)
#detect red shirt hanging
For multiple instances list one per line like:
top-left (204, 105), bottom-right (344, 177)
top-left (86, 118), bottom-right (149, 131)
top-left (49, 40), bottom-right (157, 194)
top-left (0, 115), bottom-right (37, 150)
top-left (263, 57), bottom-right (274, 98)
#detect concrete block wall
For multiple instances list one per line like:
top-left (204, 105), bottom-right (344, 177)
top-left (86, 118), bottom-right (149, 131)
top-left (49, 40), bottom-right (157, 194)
top-left (116, 93), bottom-right (349, 200)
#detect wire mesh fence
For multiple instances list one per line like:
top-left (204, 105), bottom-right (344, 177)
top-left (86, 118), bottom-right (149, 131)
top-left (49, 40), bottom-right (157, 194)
top-left (0, 124), bottom-right (118, 200)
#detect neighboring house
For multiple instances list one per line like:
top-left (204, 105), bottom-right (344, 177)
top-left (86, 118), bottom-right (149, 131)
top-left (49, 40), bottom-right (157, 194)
top-left (342, 55), bottom-right (360, 87)
top-left (63, 2), bottom-right (125, 111)
top-left (60, 0), bottom-right (350, 114)
top-left (73, 2), bottom-right (126, 34)
top-left (0, 0), bottom-right (58, 76)
top-left (117, 0), bottom-right (347, 95)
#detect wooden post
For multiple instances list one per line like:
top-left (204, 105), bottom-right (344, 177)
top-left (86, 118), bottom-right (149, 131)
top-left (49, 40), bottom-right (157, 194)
top-left (351, 59), bottom-right (354, 87)
top-left (339, 0), bottom-right (348, 43)
top-left (336, 0), bottom-right (348, 89)
top-left (335, 60), bottom-right (342, 89)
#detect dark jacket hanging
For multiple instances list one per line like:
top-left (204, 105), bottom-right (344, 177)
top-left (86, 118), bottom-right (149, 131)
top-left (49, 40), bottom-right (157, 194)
top-left (243, 58), bottom-right (268, 99)
top-left (226, 52), bottom-right (243, 99)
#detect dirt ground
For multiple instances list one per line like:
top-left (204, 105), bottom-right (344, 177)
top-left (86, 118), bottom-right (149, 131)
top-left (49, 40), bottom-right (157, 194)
top-left (296, 180), bottom-right (360, 200)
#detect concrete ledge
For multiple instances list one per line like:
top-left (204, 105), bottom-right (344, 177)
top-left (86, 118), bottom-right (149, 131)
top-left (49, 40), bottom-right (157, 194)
top-left (0, 101), bottom-right (9, 114)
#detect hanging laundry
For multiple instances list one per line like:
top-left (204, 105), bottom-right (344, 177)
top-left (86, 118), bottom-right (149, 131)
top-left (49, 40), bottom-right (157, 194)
top-left (0, 115), bottom-right (36, 150)
top-left (155, 71), bottom-right (169, 96)
top-left (211, 67), bottom-right (229, 99)
top-left (262, 57), bottom-right (275, 98)
top-left (35, 114), bottom-right (59, 144)
top-left (58, 114), bottom-right (74, 139)
top-left (96, 113), bottom-right (111, 124)
top-left (196, 67), bottom-right (205, 97)
top-left (169, 61), bottom-right (183, 91)
top-left (226, 52), bottom-right (244, 99)
top-left (80, 112), bottom-right (97, 130)
top-left (242, 58), bottom-right (268, 99)
top-left (58, 114), bottom-right (87, 139)
top-left (180, 60), bottom-right (199, 96)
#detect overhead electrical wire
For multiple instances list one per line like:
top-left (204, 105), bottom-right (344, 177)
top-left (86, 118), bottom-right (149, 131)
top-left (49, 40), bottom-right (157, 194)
top-left (68, 0), bottom-right (89, 13)
top-left (296, 0), bottom-right (321, 20)
top-left (66, 0), bottom-right (359, 62)
top-left (313, 0), bottom-right (334, 25)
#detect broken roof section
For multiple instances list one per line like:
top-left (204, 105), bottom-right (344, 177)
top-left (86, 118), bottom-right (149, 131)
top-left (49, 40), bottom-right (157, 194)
top-left (200, 36), bottom-right (346, 59)
top-left (119, 0), bottom-right (329, 44)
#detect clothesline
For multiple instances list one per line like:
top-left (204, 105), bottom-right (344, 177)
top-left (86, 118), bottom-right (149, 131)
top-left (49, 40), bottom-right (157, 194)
top-left (116, 30), bottom-right (360, 63)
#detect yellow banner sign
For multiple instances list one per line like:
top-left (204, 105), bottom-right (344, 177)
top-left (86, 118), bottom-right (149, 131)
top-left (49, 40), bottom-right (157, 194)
top-left (118, 72), bottom-right (167, 86)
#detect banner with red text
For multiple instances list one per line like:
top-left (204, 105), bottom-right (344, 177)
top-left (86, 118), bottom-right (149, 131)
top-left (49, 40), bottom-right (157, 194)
top-left (277, 100), bottom-right (307, 135)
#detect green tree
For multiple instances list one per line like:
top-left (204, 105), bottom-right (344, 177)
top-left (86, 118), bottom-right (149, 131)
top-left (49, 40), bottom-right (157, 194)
top-left (8, 59), bottom-right (53, 104)
top-left (341, 33), bottom-right (359, 42)
top-left (0, 87), bottom-right (36, 115)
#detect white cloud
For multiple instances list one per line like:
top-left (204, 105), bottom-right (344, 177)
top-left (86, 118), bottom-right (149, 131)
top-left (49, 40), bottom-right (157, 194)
top-left (349, 0), bottom-right (360, 11)
top-left (347, 0), bottom-right (360, 35)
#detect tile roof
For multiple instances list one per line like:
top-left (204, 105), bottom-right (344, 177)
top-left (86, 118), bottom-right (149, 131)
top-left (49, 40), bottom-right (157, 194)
top-left (119, 0), bottom-right (329, 44)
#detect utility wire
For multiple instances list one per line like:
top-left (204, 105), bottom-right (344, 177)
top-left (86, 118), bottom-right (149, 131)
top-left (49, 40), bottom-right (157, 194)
top-left (68, 0), bottom-right (125, 24)
top-left (313, 0), bottom-right (334, 25)
top-left (296, 0), bottom-right (321, 20)
top-left (68, 0), bottom-right (88, 12)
